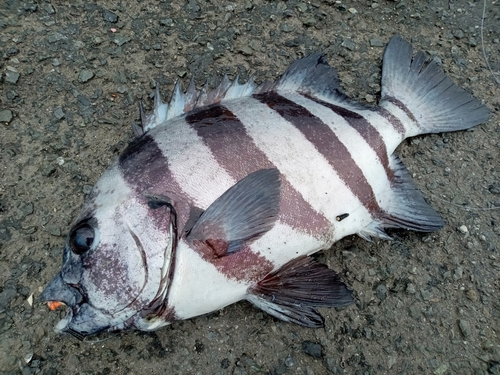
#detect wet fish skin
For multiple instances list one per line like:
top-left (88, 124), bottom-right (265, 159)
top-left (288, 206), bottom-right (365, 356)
top-left (40, 35), bottom-right (489, 338)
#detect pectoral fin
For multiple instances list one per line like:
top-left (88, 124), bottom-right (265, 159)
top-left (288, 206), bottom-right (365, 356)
top-left (247, 256), bottom-right (353, 327)
top-left (186, 168), bottom-right (281, 257)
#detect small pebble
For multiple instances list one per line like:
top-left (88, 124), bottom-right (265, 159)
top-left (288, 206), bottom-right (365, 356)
top-left (348, 8), bottom-right (357, 14)
top-left (48, 32), bottom-right (64, 43)
top-left (239, 46), bottom-right (253, 56)
top-left (303, 17), bottom-right (317, 27)
top-left (408, 305), bottom-right (421, 319)
top-left (102, 9), bottom-right (118, 23)
top-left (113, 35), bottom-right (131, 46)
top-left (420, 289), bottom-right (432, 301)
top-left (434, 363), bottom-right (449, 375)
top-left (117, 85), bottom-right (128, 94)
top-left (284, 355), bottom-right (295, 367)
top-left (78, 70), bottom-right (94, 83)
top-left (280, 23), bottom-right (294, 32)
top-left (53, 106), bottom-right (65, 120)
top-left (458, 225), bottom-right (468, 234)
top-left (370, 38), bottom-right (384, 47)
top-left (296, 3), bottom-right (308, 12)
top-left (453, 267), bottom-right (463, 280)
top-left (0, 109), bottom-right (13, 123)
top-left (160, 18), bottom-right (174, 26)
top-left (24, 3), bottom-right (38, 12)
top-left (458, 319), bottom-right (471, 337)
top-left (406, 283), bottom-right (416, 294)
top-left (453, 29), bottom-right (464, 39)
top-left (44, 3), bottom-right (55, 14)
top-left (302, 341), bottom-right (322, 358)
top-left (5, 68), bottom-right (20, 84)
top-left (376, 284), bottom-right (388, 300)
top-left (341, 39), bottom-right (356, 51)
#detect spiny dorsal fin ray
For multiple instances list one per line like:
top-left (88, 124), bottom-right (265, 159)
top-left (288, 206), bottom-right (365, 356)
top-left (142, 83), bottom-right (169, 133)
top-left (166, 80), bottom-right (184, 120)
top-left (140, 53), bottom-right (350, 133)
top-left (183, 78), bottom-right (198, 113)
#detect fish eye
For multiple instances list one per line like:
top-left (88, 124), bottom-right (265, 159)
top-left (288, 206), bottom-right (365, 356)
top-left (69, 224), bottom-right (95, 255)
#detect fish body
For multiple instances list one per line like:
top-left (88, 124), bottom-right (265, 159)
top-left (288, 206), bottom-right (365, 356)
top-left (41, 36), bottom-right (488, 338)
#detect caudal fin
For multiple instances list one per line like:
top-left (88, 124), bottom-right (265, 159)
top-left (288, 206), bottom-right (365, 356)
top-left (380, 35), bottom-right (489, 138)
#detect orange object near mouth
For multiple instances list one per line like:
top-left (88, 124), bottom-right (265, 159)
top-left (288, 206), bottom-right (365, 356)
top-left (47, 301), bottom-right (65, 311)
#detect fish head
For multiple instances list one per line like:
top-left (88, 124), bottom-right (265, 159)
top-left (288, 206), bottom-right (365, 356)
top-left (40, 166), bottom-right (176, 338)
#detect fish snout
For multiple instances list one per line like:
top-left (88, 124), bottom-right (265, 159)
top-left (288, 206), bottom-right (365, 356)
top-left (40, 273), bottom-right (84, 309)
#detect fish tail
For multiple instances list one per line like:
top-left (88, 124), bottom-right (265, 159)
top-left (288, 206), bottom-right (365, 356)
top-left (380, 35), bottom-right (489, 138)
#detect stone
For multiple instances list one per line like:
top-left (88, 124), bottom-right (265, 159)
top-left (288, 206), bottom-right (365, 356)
top-left (0, 109), bottom-right (13, 123)
top-left (78, 70), bottom-right (94, 83)
top-left (302, 341), bottom-right (322, 358)
top-left (458, 319), bottom-right (471, 337)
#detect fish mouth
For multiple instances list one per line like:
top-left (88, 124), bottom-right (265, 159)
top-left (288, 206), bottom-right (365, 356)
top-left (40, 274), bottom-right (113, 339)
top-left (40, 272), bottom-right (156, 339)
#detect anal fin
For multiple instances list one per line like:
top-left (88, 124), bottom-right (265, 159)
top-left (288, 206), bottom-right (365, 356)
top-left (247, 256), bottom-right (353, 328)
top-left (382, 156), bottom-right (445, 232)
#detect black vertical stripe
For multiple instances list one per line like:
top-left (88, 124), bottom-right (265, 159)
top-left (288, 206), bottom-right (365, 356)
top-left (382, 96), bottom-right (418, 128)
top-left (303, 94), bottom-right (395, 181)
top-left (118, 134), bottom-right (189, 231)
top-left (253, 92), bottom-right (382, 215)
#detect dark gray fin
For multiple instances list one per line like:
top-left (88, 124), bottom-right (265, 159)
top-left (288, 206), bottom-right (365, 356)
top-left (186, 168), bottom-right (281, 257)
top-left (380, 155), bottom-right (444, 232)
top-left (132, 122), bottom-right (144, 137)
top-left (381, 35), bottom-right (489, 137)
top-left (247, 256), bottom-right (354, 328)
top-left (269, 52), bottom-right (367, 111)
top-left (275, 53), bottom-right (341, 95)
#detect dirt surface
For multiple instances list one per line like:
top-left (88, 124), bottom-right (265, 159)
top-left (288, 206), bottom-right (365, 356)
top-left (1, 0), bottom-right (499, 374)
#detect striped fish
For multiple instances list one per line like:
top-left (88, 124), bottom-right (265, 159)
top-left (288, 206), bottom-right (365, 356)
top-left (41, 36), bottom-right (488, 339)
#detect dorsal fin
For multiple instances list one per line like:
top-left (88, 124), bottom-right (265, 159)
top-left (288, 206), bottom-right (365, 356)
top-left (139, 53), bottom-right (351, 133)
top-left (274, 53), bottom-right (341, 95)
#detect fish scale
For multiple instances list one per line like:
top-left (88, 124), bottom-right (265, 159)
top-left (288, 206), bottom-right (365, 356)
top-left (40, 36), bottom-right (489, 338)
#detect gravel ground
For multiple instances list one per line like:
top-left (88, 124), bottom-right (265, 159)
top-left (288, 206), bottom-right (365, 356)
top-left (1, 0), bottom-right (499, 374)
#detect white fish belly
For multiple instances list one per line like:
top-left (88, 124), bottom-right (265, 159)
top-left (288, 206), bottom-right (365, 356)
top-left (167, 239), bottom-right (249, 320)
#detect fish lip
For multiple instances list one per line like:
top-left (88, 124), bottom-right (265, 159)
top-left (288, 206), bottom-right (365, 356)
top-left (52, 301), bottom-right (114, 339)
top-left (41, 274), bottom-right (99, 338)
top-left (39, 273), bottom-right (85, 308)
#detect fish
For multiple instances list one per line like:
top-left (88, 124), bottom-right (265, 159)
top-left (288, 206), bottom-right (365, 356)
top-left (40, 35), bottom-right (489, 339)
